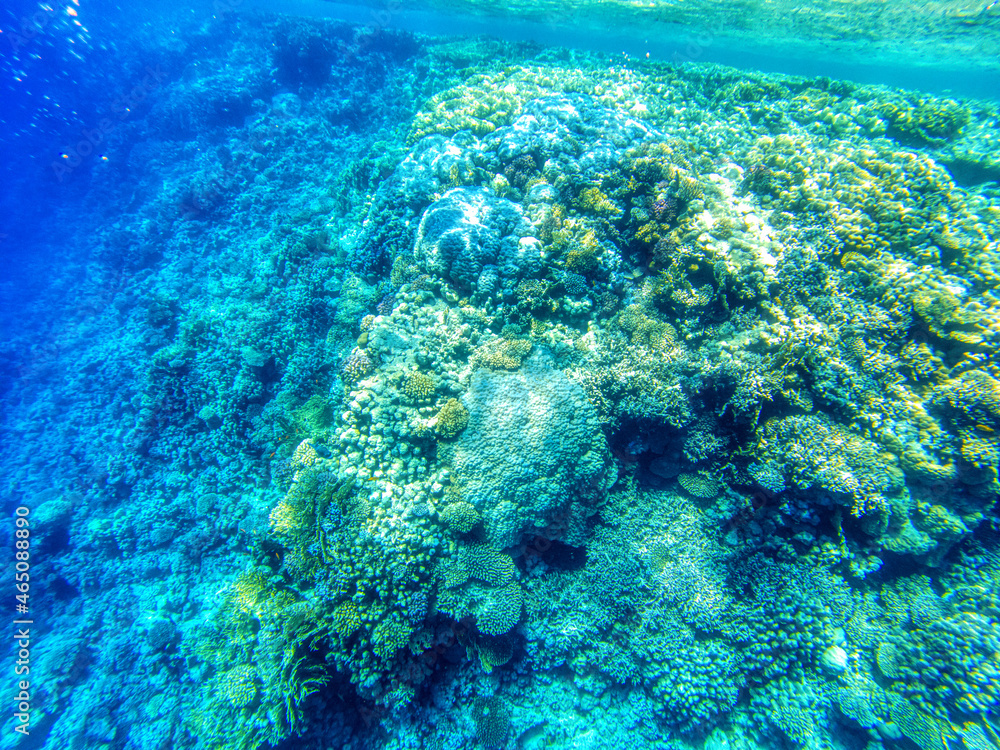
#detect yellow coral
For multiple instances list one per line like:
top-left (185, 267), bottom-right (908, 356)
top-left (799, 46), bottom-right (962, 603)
top-left (566, 241), bottom-right (599, 274)
top-left (635, 222), bottom-right (661, 246)
top-left (434, 398), bottom-right (469, 439)
top-left (961, 434), bottom-right (999, 468)
top-left (408, 70), bottom-right (538, 142)
top-left (332, 601), bottom-right (362, 637)
top-left (473, 338), bottom-right (532, 370)
top-left (269, 499), bottom-right (304, 535)
top-left (402, 371), bottom-right (435, 400)
top-left (616, 304), bottom-right (675, 350)
top-left (291, 439), bottom-right (319, 469)
top-left (229, 570), bottom-right (269, 615)
top-left (889, 695), bottom-right (956, 750)
top-left (577, 187), bottom-right (621, 218)
top-left (217, 665), bottom-right (258, 709)
top-left (945, 371), bottom-right (1000, 427)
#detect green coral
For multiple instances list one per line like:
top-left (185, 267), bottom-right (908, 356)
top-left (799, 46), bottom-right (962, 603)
top-left (677, 472), bottom-right (721, 499)
top-left (961, 432), bottom-right (999, 469)
top-left (436, 542), bottom-right (523, 637)
top-left (648, 641), bottom-right (740, 734)
top-left (472, 696), bottom-right (511, 748)
top-left (372, 614), bottom-right (415, 660)
top-left (461, 544), bottom-right (516, 587)
top-left (736, 590), bottom-right (832, 682)
top-left (292, 394), bottom-right (334, 437)
top-left (332, 602), bottom-right (362, 637)
top-left (890, 611), bottom-right (1000, 718)
top-left (473, 634), bottom-right (514, 672)
top-left (880, 96), bottom-right (970, 144)
top-left (439, 500), bottom-right (480, 534)
top-left (756, 415), bottom-right (902, 516)
top-left (191, 580), bottom-right (331, 750)
top-left (750, 677), bottom-right (830, 749)
top-left (888, 695), bottom-right (957, 750)
top-left (475, 582), bottom-right (523, 636)
top-left (408, 65), bottom-right (554, 143)
top-left (217, 665), bottom-right (259, 709)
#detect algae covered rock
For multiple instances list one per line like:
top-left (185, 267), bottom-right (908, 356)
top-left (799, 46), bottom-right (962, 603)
top-left (446, 348), bottom-right (616, 548)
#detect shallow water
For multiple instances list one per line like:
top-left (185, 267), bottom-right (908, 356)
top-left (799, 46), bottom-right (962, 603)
top-left (2, 2), bottom-right (1000, 749)
top-left (261, 0), bottom-right (1000, 97)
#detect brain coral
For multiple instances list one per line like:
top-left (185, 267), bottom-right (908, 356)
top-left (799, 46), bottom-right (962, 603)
top-left (413, 186), bottom-right (542, 297)
top-left (446, 349), bottom-right (616, 548)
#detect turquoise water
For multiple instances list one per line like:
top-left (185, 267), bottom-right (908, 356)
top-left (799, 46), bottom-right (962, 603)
top-left (2, 1), bottom-right (1000, 749)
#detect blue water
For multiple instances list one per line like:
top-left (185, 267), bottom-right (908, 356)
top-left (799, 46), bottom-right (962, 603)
top-left (3, 1), bottom-right (1000, 749)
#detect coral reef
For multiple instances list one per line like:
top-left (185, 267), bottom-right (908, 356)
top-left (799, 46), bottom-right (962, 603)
top-left (4, 11), bottom-right (1000, 750)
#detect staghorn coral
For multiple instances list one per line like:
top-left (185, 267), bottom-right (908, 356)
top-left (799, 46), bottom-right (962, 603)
top-left (736, 591), bottom-right (833, 682)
